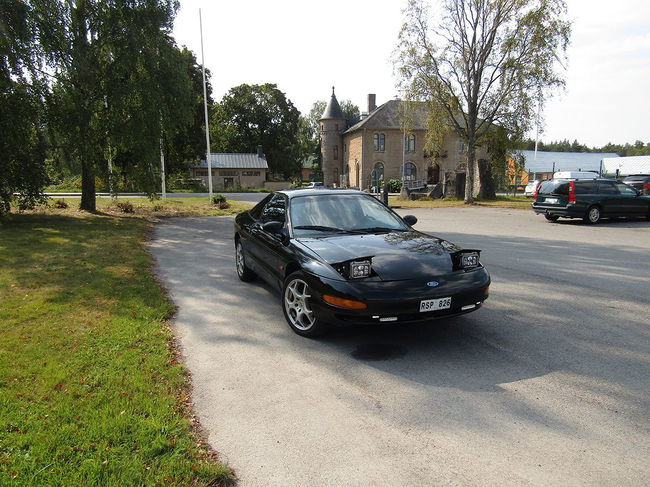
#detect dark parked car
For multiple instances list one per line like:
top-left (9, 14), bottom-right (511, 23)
top-left (532, 177), bottom-right (650, 223)
top-left (234, 189), bottom-right (490, 336)
top-left (623, 174), bottom-right (650, 195)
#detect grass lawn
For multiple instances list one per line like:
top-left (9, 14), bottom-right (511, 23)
top-left (388, 195), bottom-right (534, 210)
top-left (0, 199), bottom-right (244, 486)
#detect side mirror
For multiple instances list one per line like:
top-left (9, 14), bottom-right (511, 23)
top-left (262, 221), bottom-right (289, 245)
top-left (262, 221), bottom-right (285, 234)
top-left (402, 215), bottom-right (418, 226)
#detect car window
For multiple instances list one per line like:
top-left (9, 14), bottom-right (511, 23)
top-left (575, 181), bottom-right (597, 194)
top-left (616, 183), bottom-right (638, 195)
top-left (539, 180), bottom-right (569, 195)
top-left (598, 181), bottom-right (618, 194)
top-left (248, 193), bottom-right (273, 220)
top-left (259, 194), bottom-right (287, 224)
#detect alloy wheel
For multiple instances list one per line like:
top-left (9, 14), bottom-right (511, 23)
top-left (284, 278), bottom-right (315, 331)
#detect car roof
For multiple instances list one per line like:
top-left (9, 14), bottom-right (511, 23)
top-left (277, 188), bottom-right (367, 199)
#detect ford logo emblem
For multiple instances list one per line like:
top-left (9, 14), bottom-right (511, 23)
top-left (426, 281), bottom-right (439, 287)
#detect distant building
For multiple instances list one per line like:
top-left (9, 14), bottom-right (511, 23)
top-left (300, 155), bottom-right (319, 182)
top-left (518, 150), bottom-right (620, 181)
top-left (189, 146), bottom-right (268, 190)
top-left (602, 155), bottom-right (650, 176)
top-left (319, 88), bottom-right (489, 199)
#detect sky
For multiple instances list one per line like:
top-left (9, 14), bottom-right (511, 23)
top-left (172, 0), bottom-right (650, 148)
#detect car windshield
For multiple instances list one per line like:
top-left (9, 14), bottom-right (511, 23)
top-left (290, 194), bottom-right (409, 235)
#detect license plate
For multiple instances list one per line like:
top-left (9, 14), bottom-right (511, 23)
top-left (545, 197), bottom-right (558, 204)
top-left (420, 297), bottom-right (452, 312)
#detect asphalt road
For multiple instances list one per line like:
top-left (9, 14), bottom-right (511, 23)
top-left (149, 208), bottom-right (650, 487)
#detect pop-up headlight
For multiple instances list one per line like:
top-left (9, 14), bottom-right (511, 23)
top-left (452, 250), bottom-right (481, 271)
top-left (461, 252), bottom-right (479, 268)
top-left (350, 260), bottom-right (371, 278)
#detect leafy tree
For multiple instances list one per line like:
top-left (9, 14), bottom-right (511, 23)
top-left (397, 0), bottom-right (571, 203)
top-left (165, 48), bottom-right (213, 176)
top-left (31, 0), bottom-right (193, 211)
top-left (210, 83), bottom-right (302, 178)
top-left (0, 0), bottom-right (49, 215)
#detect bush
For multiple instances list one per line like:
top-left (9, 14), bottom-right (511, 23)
top-left (116, 201), bottom-right (135, 213)
top-left (212, 194), bottom-right (226, 205)
top-left (53, 199), bottom-right (69, 209)
top-left (386, 179), bottom-right (403, 193)
top-left (218, 201), bottom-right (231, 210)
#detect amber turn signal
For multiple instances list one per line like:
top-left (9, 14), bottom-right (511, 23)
top-left (323, 294), bottom-right (367, 310)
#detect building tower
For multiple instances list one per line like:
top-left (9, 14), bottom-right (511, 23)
top-left (319, 87), bottom-right (346, 187)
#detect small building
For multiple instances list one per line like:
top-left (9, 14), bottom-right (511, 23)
top-left (301, 155), bottom-right (320, 182)
top-left (602, 155), bottom-right (650, 177)
top-left (319, 88), bottom-right (489, 199)
top-left (189, 146), bottom-right (268, 190)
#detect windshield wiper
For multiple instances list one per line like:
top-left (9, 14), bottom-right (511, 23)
top-left (293, 225), bottom-right (347, 233)
top-left (348, 227), bottom-right (407, 234)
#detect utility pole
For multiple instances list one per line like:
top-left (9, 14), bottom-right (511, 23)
top-left (199, 8), bottom-right (213, 198)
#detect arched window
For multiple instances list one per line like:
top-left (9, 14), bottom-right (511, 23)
top-left (371, 162), bottom-right (384, 192)
top-left (334, 145), bottom-right (338, 160)
top-left (404, 134), bottom-right (415, 152)
top-left (373, 133), bottom-right (385, 152)
top-left (404, 162), bottom-right (417, 181)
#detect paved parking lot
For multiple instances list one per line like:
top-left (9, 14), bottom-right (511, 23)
top-left (150, 207), bottom-right (649, 487)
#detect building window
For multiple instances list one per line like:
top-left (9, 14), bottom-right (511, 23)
top-left (242, 171), bottom-right (260, 176)
top-left (405, 134), bottom-right (415, 152)
top-left (334, 145), bottom-right (338, 160)
top-left (220, 170), bottom-right (238, 176)
top-left (371, 162), bottom-right (384, 192)
top-left (373, 133), bottom-right (385, 152)
top-left (404, 162), bottom-right (417, 181)
top-left (457, 140), bottom-right (465, 153)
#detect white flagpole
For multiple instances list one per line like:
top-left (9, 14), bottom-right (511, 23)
top-left (160, 138), bottom-right (166, 200)
top-left (199, 8), bottom-right (213, 198)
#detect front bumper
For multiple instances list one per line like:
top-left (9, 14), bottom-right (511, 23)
top-left (304, 268), bottom-right (491, 326)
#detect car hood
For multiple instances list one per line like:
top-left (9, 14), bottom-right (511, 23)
top-left (295, 231), bottom-right (462, 281)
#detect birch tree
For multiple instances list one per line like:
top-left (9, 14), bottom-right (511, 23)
top-left (396, 0), bottom-right (570, 203)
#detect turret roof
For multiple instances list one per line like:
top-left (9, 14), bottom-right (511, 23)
top-left (320, 87), bottom-right (345, 120)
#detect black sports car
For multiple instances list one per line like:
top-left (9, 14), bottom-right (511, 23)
top-left (234, 189), bottom-right (490, 337)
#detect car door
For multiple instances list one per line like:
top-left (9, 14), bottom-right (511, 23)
top-left (249, 193), bottom-right (290, 285)
top-left (614, 182), bottom-right (647, 216)
top-left (596, 180), bottom-right (620, 216)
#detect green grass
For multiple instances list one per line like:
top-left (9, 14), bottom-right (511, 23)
top-left (0, 211), bottom-right (236, 486)
top-left (389, 195), bottom-right (534, 210)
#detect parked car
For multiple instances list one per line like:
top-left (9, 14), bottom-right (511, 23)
top-left (622, 174), bottom-right (650, 195)
top-left (234, 189), bottom-right (490, 336)
top-left (532, 177), bottom-right (650, 223)
top-left (524, 180), bottom-right (540, 197)
top-left (305, 181), bottom-right (324, 188)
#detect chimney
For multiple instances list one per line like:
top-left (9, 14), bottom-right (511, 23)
top-left (257, 145), bottom-right (264, 158)
top-left (368, 94), bottom-right (376, 113)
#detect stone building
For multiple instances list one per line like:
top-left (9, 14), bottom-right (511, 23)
top-left (319, 88), bottom-right (488, 198)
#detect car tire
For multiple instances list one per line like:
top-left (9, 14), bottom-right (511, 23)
top-left (282, 271), bottom-right (328, 337)
top-left (544, 213), bottom-right (560, 222)
top-left (235, 240), bottom-right (256, 282)
top-left (584, 205), bottom-right (601, 224)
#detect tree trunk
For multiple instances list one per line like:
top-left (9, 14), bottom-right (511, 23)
top-left (464, 136), bottom-right (476, 204)
top-left (478, 159), bottom-right (496, 199)
top-left (80, 157), bottom-right (96, 212)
